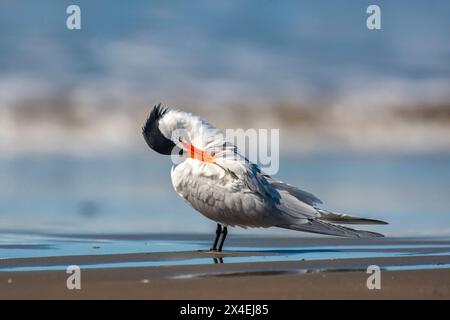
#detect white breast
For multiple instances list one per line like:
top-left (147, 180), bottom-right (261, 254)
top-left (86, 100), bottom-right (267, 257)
top-left (171, 159), bottom-right (278, 228)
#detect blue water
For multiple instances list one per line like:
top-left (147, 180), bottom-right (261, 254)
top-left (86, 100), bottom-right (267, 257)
top-left (0, 1), bottom-right (449, 107)
top-left (1, 153), bottom-right (450, 236)
top-left (1, 233), bottom-right (450, 272)
top-left (0, 1), bottom-right (450, 236)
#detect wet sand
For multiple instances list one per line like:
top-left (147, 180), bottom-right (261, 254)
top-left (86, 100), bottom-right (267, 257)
top-left (1, 236), bottom-right (450, 299)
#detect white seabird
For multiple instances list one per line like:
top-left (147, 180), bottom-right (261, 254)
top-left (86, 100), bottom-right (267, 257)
top-left (142, 104), bottom-right (387, 251)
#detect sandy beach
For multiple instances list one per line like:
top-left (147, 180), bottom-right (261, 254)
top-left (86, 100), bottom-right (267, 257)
top-left (1, 235), bottom-right (450, 299)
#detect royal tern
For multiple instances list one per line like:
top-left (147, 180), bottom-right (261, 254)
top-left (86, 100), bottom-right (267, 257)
top-left (143, 104), bottom-right (387, 251)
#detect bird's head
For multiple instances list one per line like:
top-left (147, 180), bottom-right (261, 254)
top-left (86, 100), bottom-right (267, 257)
top-left (142, 104), bottom-right (218, 164)
top-left (142, 104), bottom-right (177, 155)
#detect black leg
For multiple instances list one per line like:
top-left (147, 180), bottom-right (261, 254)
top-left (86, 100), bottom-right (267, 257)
top-left (217, 226), bottom-right (228, 252)
top-left (210, 224), bottom-right (222, 251)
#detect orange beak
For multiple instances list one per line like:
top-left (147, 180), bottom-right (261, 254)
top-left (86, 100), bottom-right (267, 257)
top-left (183, 143), bottom-right (215, 163)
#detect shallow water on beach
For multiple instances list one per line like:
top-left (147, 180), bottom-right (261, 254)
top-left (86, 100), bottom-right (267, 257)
top-left (1, 233), bottom-right (450, 272)
top-left (2, 154), bottom-right (450, 273)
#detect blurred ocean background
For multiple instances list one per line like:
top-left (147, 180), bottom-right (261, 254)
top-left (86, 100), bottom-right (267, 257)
top-left (0, 1), bottom-right (449, 236)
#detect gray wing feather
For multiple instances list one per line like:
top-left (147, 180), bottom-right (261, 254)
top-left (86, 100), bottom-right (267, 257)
top-left (268, 180), bottom-right (322, 206)
top-left (277, 220), bottom-right (384, 238)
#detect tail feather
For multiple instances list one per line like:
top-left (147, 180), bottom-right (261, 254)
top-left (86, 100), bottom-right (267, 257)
top-left (278, 219), bottom-right (385, 238)
top-left (272, 182), bottom-right (387, 238)
top-left (317, 209), bottom-right (388, 225)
